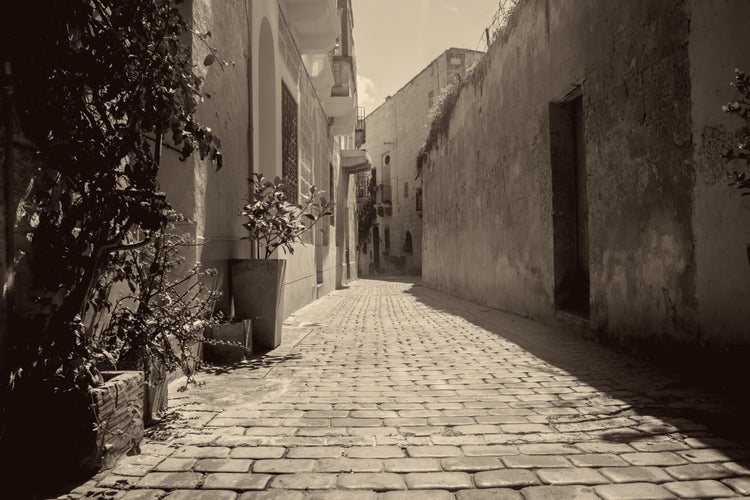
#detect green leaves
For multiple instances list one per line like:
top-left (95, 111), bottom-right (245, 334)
top-left (242, 173), bottom-right (331, 259)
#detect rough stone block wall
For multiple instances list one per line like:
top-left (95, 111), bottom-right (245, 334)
top-left (423, 0), bottom-right (749, 356)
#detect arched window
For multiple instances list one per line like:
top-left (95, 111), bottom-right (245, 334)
top-left (403, 231), bottom-right (413, 254)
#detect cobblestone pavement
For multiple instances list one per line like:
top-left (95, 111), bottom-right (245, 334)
top-left (65, 277), bottom-right (750, 499)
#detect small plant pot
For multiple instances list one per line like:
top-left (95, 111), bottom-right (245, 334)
top-left (204, 319), bottom-right (253, 363)
top-left (230, 259), bottom-right (286, 351)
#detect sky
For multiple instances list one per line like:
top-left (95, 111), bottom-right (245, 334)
top-left (352, 0), bottom-right (501, 114)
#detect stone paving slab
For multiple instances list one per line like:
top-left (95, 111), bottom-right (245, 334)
top-left (56, 278), bottom-right (750, 499)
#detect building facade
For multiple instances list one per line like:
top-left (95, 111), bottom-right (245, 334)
top-left (159, 0), bottom-right (367, 319)
top-left (357, 48), bottom-right (482, 276)
top-left (422, 0), bottom-right (750, 363)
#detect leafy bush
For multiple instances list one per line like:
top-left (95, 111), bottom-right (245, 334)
top-left (7, 0), bottom-right (222, 393)
top-left (97, 229), bottom-right (220, 388)
top-left (241, 173), bottom-right (331, 259)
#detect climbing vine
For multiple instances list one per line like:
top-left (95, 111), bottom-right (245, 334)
top-left (722, 68), bottom-right (750, 195)
top-left (357, 174), bottom-right (377, 248)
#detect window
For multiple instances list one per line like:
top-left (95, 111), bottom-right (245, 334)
top-left (404, 181), bottom-right (409, 199)
top-left (403, 231), bottom-right (413, 254)
top-left (428, 90), bottom-right (434, 110)
top-left (281, 82), bottom-right (298, 203)
top-left (384, 227), bottom-right (390, 253)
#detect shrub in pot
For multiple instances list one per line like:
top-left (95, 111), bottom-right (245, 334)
top-left (232, 174), bottom-right (330, 350)
top-left (96, 229), bottom-right (221, 424)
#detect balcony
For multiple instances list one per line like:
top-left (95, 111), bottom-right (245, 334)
top-left (331, 56), bottom-right (355, 96)
top-left (302, 52), bottom-right (334, 98)
top-left (355, 174), bottom-right (369, 201)
top-left (377, 183), bottom-right (392, 205)
top-left (355, 106), bottom-right (366, 148)
top-left (280, 0), bottom-right (340, 54)
top-left (341, 149), bottom-right (371, 175)
top-left (323, 56), bottom-right (357, 136)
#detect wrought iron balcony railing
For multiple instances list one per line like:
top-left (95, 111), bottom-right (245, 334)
top-left (377, 183), bottom-right (392, 206)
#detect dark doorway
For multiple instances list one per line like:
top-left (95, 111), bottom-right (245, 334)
top-left (373, 226), bottom-right (380, 269)
top-left (550, 94), bottom-right (589, 317)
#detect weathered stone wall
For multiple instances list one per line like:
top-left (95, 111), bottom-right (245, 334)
top-left (361, 48), bottom-right (482, 275)
top-left (423, 0), bottom-right (749, 356)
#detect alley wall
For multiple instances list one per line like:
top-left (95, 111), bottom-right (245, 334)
top-left (422, 0), bottom-right (750, 358)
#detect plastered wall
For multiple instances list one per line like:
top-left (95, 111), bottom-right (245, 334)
top-left (423, 0), bottom-right (750, 357)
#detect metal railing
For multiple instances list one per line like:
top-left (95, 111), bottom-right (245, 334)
top-left (377, 183), bottom-right (392, 205)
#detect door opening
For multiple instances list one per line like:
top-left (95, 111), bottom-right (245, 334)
top-left (550, 94), bottom-right (589, 317)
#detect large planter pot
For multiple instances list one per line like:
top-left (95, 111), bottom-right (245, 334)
top-left (230, 259), bottom-right (286, 351)
top-left (204, 319), bottom-right (253, 363)
top-left (2, 371), bottom-right (144, 496)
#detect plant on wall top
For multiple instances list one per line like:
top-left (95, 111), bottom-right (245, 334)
top-left (241, 173), bottom-right (332, 259)
top-left (722, 69), bottom-right (750, 195)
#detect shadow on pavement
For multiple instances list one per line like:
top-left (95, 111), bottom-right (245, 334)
top-left (201, 352), bottom-right (303, 375)
top-left (402, 280), bottom-right (750, 462)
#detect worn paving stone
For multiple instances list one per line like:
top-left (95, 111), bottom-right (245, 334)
top-left (521, 485), bottom-right (600, 500)
top-left (380, 490), bottom-right (455, 500)
top-left (253, 459), bottom-right (316, 473)
top-left (536, 467), bottom-right (609, 485)
top-left (164, 491), bottom-right (237, 500)
top-left (269, 473), bottom-right (338, 490)
top-left (337, 472), bottom-right (407, 490)
top-left (136, 473), bottom-right (203, 489)
top-left (347, 447), bottom-right (405, 459)
top-left (665, 463), bottom-right (733, 480)
top-left (239, 491), bottom-right (304, 499)
top-left (194, 459), bottom-right (252, 473)
top-left (600, 466), bottom-right (673, 483)
top-left (383, 458), bottom-right (442, 472)
top-left (61, 279), bottom-right (750, 498)
top-left (456, 488), bottom-right (522, 499)
top-left (407, 446), bottom-right (462, 458)
top-left (230, 447), bottom-right (286, 459)
top-left (203, 473), bottom-right (273, 490)
top-left (473, 469), bottom-right (540, 488)
top-left (441, 456), bottom-right (504, 471)
top-left (594, 482), bottom-right (677, 500)
top-left (120, 490), bottom-right (165, 500)
top-left (663, 479), bottom-right (737, 498)
top-left (723, 476), bottom-right (750, 495)
top-left (404, 472), bottom-right (473, 490)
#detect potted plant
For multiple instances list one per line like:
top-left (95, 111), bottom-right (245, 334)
top-left (231, 174), bottom-right (331, 350)
top-left (96, 227), bottom-right (222, 424)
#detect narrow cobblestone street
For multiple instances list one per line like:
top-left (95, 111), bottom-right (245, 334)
top-left (69, 278), bottom-right (750, 499)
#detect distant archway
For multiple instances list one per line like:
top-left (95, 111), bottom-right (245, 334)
top-left (403, 231), bottom-right (413, 254)
top-left (258, 18), bottom-right (278, 177)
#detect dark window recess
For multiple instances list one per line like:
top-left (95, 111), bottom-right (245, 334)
top-left (550, 94), bottom-right (589, 317)
top-left (403, 231), bottom-right (413, 254)
top-left (428, 90), bottom-right (434, 110)
top-left (404, 181), bottom-right (409, 199)
top-left (384, 227), bottom-right (390, 253)
top-left (415, 188), bottom-right (423, 212)
top-left (281, 82), bottom-right (298, 204)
